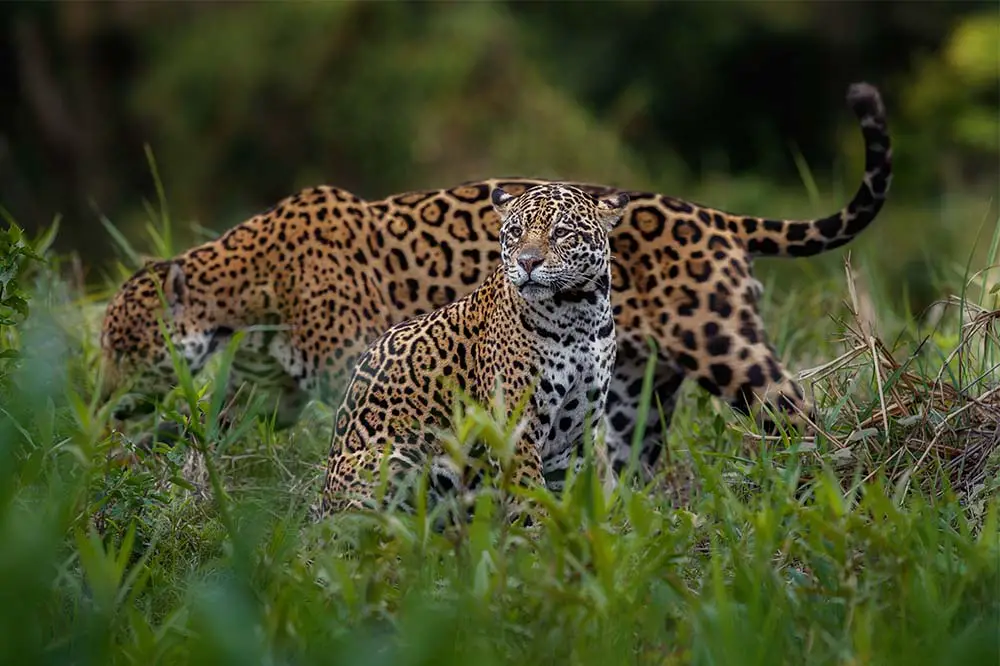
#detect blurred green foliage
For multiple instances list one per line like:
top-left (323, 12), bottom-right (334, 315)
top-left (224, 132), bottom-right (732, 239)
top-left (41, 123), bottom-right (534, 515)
top-left (902, 11), bottom-right (1000, 188)
top-left (0, 215), bottom-right (56, 368)
top-left (0, 1), bottom-right (996, 273)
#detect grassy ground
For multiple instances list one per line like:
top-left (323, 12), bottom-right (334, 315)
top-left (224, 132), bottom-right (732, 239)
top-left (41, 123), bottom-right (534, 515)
top-left (1, 183), bottom-right (998, 665)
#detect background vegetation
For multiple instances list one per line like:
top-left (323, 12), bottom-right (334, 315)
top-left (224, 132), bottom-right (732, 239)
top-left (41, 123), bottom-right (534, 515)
top-left (0, 2), bottom-right (998, 664)
top-left (2, 3), bottom-right (998, 281)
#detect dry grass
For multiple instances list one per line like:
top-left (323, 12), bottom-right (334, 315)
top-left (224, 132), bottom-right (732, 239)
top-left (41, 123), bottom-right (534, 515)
top-left (786, 254), bottom-right (1000, 513)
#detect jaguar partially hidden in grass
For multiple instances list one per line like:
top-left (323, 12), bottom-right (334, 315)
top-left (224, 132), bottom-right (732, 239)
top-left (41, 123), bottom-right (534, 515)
top-left (99, 82), bottom-right (891, 476)
top-left (321, 183), bottom-right (626, 518)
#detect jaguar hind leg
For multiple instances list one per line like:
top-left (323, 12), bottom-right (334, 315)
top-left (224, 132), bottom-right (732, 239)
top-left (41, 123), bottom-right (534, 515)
top-left (726, 351), bottom-right (815, 436)
top-left (633, 257), bottom-right (818, 442)
top-left (666, 286), bottom-right (816, 437)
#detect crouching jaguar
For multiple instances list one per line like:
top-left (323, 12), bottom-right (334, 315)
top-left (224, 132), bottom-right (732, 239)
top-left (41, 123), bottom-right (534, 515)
top-left (99, 82), bottom-right (892, 476)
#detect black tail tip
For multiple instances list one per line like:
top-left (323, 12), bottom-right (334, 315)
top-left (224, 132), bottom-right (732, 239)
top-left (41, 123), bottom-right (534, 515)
top-left (846, 81), bottom-right (886, 120)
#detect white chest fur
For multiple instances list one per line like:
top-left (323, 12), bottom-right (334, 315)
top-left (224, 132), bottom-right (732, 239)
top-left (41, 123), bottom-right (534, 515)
top-left (534, 327), bottom-right (616, 478)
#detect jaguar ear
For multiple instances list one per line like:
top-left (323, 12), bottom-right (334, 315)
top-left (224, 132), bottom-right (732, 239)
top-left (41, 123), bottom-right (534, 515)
top-left (162, 260), bottom-right (187, 312)
top-left (491, 186), bottom-right (515, 216)
top-left (596, 192), bottom-right (630, 230)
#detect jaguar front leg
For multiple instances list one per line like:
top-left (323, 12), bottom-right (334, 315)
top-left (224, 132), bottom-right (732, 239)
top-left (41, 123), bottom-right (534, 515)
top-left (220, 347), bottom-right (312, 430)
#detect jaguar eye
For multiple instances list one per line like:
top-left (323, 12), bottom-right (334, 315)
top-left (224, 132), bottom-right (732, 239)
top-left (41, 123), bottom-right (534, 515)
top-left (506, 225), bottom-right (523, 239)
top-left (551, 226), bottom-right (573, 240)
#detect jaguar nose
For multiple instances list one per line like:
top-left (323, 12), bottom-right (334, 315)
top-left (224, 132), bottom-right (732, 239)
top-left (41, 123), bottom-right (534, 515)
top-left (517, 249), bottom-right (544, 275)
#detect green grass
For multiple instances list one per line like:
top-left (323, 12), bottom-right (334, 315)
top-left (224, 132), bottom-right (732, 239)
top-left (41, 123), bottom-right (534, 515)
top-left (1, 192), bottom-right (999, 666)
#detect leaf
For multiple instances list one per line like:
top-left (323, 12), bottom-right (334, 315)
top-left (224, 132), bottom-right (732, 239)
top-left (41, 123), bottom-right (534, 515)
top-left (2, 295), bottom-right (29, 317)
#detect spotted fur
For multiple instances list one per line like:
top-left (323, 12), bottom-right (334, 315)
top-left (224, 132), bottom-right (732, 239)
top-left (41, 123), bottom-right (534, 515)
top-left (319, 184), bottom-right (625, 516)
top-left (100, 82), bottom-right (892, 476)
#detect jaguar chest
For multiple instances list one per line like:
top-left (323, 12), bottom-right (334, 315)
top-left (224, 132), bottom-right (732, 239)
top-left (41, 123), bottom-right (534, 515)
top-left (532, 327), bottom-right (616, 461)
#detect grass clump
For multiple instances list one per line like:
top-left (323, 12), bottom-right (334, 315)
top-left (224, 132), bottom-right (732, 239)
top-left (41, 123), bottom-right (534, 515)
top-left (1, 204), bottom-right (998, 665)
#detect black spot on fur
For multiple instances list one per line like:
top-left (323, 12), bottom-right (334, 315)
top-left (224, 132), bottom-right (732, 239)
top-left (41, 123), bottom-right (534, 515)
top-left (815, 215), bottom-right (843, 239)
top-left (706, 335), bottom-right (731, 356)
top-left (710, 363), bottom-right (733, 387)
top-left (696, 377), bottom-right (721, 396)
top-left (662, 198), bottom-right (693, 213)
top-left (675, 352), bottom-right (699, 371)
top-left (708, 293), bottom-right (733, 318)
top-left (610, 411), bottom-right (631, 432)
top-left (787, 240), bottom-right (826, 257)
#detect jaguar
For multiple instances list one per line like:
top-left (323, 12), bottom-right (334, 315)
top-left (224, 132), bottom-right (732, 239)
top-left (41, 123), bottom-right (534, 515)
top-left (99, 82), bottom-right (891, 476)
top-left (320, 183), bottom-right (626, 517)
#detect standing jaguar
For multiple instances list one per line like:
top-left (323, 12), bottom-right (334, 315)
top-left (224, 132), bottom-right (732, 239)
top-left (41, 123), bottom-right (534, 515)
top-left (321, 183), bottom-right (626, 517)
top-left (99, 82), bottom-right (891, 476)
